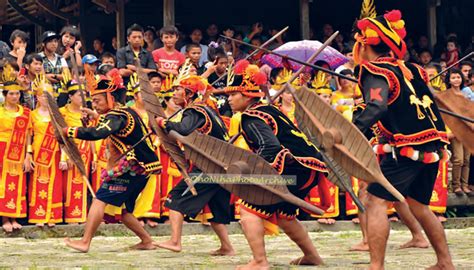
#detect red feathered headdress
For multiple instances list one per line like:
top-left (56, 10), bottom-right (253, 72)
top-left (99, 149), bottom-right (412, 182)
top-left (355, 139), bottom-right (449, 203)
top-left (224, 60), bottom-right (268, 97)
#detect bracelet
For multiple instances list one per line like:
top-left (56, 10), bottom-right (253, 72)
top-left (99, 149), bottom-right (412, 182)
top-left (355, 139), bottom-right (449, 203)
top-left (93, 154), bottom-right (98, 162)
top-left (27, 145), bottom-right (33, 153)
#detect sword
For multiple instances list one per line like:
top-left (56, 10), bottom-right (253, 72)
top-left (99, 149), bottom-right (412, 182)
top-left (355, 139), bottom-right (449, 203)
top-left (430, 51), bottom-right (473, 82)
top-left (182, 172), bottom-right (204, 196)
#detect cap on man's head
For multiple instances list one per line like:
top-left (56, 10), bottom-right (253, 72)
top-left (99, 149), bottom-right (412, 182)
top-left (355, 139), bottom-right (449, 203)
top-left (82, 54), bottom-right (100, 65)
top-left (41, 31), bottom-right (59, 43)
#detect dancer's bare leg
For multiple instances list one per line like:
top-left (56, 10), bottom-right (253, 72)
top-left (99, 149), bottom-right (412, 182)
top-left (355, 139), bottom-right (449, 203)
top-left (64, 199), bottom-right (106, 252)
top-left (209, 222), bottom-right (235, 256)
top-left (278, 218), bottom-right (323, 266)
top-left (350, 182), bottom-right (369, 252)
top-left (406, 198), bottom-right (454, 270)
top-left (157, 210), bottom-right (183, 252)
top-left (11, 218), bottom-right (22, 230)
top-left (394, 201), bottom-right (429, 249)
top-left (366, 194), bottom-right (390, 270)
top-left (2, 217), bottom-right (12, 232)
top-left (236, 208), bottom-right (269, 270)
top-left (122, 212), bottom-right (156, 250)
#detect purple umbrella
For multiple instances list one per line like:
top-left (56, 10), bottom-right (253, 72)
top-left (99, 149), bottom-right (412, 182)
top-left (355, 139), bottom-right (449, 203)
top-left (261, 40), bottom-right (348, 71)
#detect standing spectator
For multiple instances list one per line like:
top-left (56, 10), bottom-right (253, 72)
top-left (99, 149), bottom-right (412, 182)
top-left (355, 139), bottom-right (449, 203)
top-left (18, 53), bottom-right (43, 109)
top-left (0, 36), bottom-right (10, 59)
top-left (116, 24), bottom-right (157, 83)
top-left (460, 61), bottom-right (472, 81)
top-left (144, 26), bottom-right (158, 52)
top-left (266, 26), bottom-right (285, 50)
top-left (184, 43), bottom-right (204, 74)
top-left (445, 69), bottom-right (472, 196)
top-left (92, 37), bottom-right (106, 58)
top-left (231, 31), bottom-right (249, 62)
top-left (321, 23), bottom-right (334, 42)
top-left (180, 28), bottom-right (208, 66)
top-left (418, 49), bottom-right (433, 68)
top-left (152, 26), bottom-right (185, 76)
top-left (204, 23), bottom-right (219, 44)
top-left (57, 25), bottom-right (82, 68)
top-left (443, 38), bottom-right (460, 67)
top-left (416, 35), bottom-right (430, 53)
top-left (110, 36), bottom-right (118, 54)
top-left (38, 31), bottom-right (68, 93)
top-left (6, 30), bottom-right (28, 67)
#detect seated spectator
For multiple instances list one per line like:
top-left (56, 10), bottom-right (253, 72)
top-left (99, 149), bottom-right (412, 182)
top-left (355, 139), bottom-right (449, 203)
top-left (184, 43), bottom-right (205, 74)
top-left (101, 52), bottom-right (116, 67)
top-left (418, 49), bottom-right (433, 67)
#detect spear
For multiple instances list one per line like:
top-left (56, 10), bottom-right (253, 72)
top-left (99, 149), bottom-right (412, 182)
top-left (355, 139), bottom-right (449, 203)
top-left (220, 35), bottom-right (474, 124)
top-left (430, 51), bottom-right (473, 82)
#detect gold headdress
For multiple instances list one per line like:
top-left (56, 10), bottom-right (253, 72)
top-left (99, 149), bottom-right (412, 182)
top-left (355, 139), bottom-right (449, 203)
top-left (32, 73), bottom-right (54, 96)
top-left (59, 68), bottom-right (79, 93)
top-left (273, 68), bottom-right (292, 90)
top-left (311, 71), bottom-right (332, 95)
top-left (430, 74), bottom-right (447, 92)
top-left (174, 58), bottom-right (192, 86)
top-left (127, 72), bottom-right (140, 96)
top-left (359, 0), bottom-right (377, 19)
top-left (1, 64), bottom-right (23, 92)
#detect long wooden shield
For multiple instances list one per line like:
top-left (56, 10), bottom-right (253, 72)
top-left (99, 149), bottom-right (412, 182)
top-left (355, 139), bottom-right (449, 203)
top-left (44, 91), bottom-right (95, 197)
top-left (169, 130), bottom-right (325, 215)
top-left (434, 89), bottom-right (474, 154)
top-left (287, 84), bottom-right (405, 202)
top-left (135, 61), bottom-right (197, 195)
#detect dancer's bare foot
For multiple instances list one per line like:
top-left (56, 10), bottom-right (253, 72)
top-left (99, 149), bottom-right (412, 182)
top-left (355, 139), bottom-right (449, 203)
top-left (425, 262), bottom-right (455, 270)
top-left (129, 241), bottom-right (157, 250)
top-left (36, 223), bottom-right (45, 228)
top-left (210, 246), bottom-right (235, 256)
top-left (437, 215), bottom-right (447, 223)
top-left (317, 218), bottom-right (328, 224)
top-left (146, 219), bottom-right (158, 228)
top-left (290, 254), bottom-right (323, 265)
top-left (157, 240), bottom-right (182, 252)
top-left (47, 223), bottom-right (56, 228)
top-left (164, 219), bottom-right (170, 224)
top-left (236, 259), bottom-right (270, 270)
top-left (349, 241), bottom-right (370, 252)
top-left (139, 220), bottom-right (145, 227)
top-left (326, 218), bottom-right (336, 224)
top-left (352, 217), bottom-right (360, 224)
top-left (399, 237), bottom-right (429, 249)
top-left (389, 216), bottom-right (399, 222)
top-left (11, 219), bottom-right (22, 230)
top-left (64, 238), bottom-right (90, 253)
top-left (2, 221), bottom-right (13, 233)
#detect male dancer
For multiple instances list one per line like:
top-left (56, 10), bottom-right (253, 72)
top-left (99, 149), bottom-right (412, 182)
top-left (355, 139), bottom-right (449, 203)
top-left (227, 60), bottom-right (330, 269)
top-left (352, 10), bottom-right (454, 269)
top-left (155, 75), bottom-right (235, 256)
top-left (62, 76), bottom-right (162, 252)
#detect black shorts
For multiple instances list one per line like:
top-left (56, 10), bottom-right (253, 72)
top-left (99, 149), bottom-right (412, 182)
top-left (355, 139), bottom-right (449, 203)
top-left (164, 180), bottom-right (231, 224)
top-left (96, 172), bottom-right (149, 213)
top-left (368, 155), bottom-right (439, 205)
top-left (240, 166), bottom-right (320, 219)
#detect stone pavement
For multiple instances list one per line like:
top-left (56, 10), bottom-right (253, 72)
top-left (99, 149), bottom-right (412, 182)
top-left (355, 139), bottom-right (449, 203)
top-left (0, 227), bottom-right (472, 269)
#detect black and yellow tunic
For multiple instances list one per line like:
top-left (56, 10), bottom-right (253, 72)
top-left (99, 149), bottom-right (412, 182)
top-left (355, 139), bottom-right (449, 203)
top-left (67, 107), bottom-right (161, 212)
top-left (353, 57), bottom-right (449, 204)
top-left (162, 103), bottom-right (232, 224)
top-left (239, 102), bottom-right (328, 221)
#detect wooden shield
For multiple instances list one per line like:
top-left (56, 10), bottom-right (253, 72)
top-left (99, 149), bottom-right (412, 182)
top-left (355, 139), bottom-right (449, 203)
top-left (434, 89), bottom-right (474, 154)
top-left (44, 91), bottom-right (95, 197)
top-left (169, 130), bottom-right (325, 215)
top-left (287, 84), bottom-right (405, 202)
top-left (135, 62), bottom-right (197, 195)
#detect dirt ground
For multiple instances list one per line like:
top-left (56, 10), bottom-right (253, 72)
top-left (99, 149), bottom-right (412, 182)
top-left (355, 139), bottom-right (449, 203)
top-left (0, 228), bottom-right (472, 269)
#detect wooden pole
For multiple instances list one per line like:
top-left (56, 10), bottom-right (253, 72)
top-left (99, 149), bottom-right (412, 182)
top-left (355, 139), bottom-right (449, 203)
top-left (163, 0), bottom-right (175, 26)
top-left (116, 0), bottom-right (125, 48)
top-left (300, 0), bottom-right (310, 39)
top-left (427, 0), bottom-right (437, 50)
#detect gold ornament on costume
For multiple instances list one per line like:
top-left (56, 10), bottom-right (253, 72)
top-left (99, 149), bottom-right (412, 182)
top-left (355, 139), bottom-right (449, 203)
top-left (226, 62), bottom-right (235, 87)
top-left (359, 0), bottom-right (377, 19)
top-left (32, 73), bottom-right (54, 96)
top-left (311, 71), bottom-right (332, 95)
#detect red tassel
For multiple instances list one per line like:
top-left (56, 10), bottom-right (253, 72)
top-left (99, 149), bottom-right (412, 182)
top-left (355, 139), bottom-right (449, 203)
top-left (107, 68), bottom-right (124, 88)
top-left (252, 72), bottom-right (267, 85)
top-left (400, 147), bottom-right (409, 157)
top-left (235, 60), bottom-right (250, 74)
top-left (384, 10), bottom-right (402, 22)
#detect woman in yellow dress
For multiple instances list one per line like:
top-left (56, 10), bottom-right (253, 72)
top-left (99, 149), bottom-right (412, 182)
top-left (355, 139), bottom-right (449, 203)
top-left (28, 75), bottom-right (63, 227)
top-left (59, 79), bottom-right (94, 224)
top-left (0, 64), bottom-right (32, 232)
